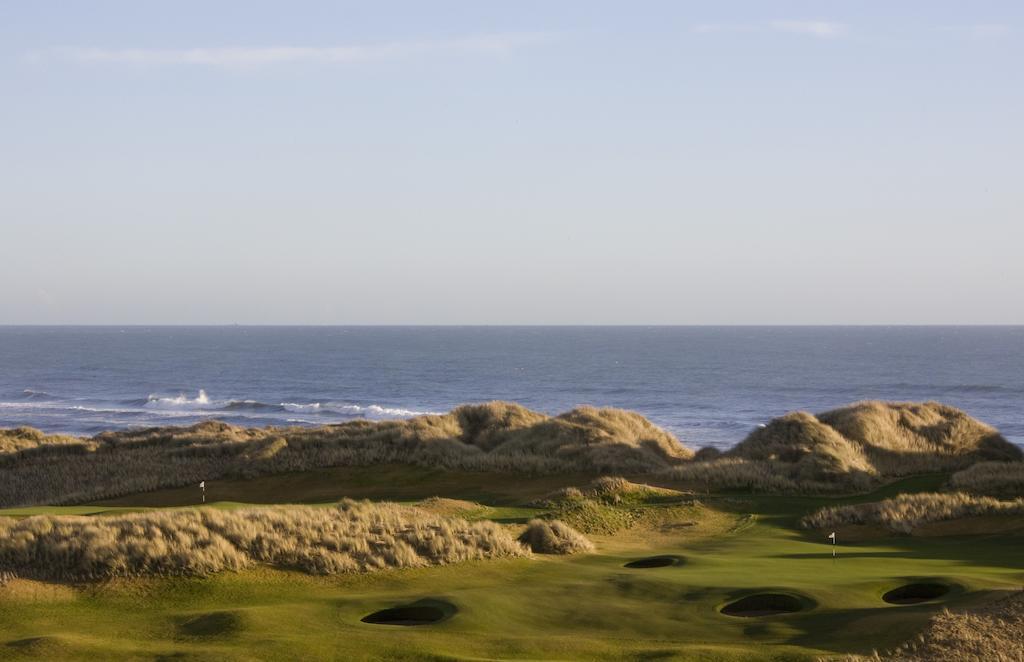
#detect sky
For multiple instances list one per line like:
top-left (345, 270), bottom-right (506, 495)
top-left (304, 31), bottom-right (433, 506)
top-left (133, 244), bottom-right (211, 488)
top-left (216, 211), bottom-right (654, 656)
top-left (1, 1), bottom-right (1021, 325)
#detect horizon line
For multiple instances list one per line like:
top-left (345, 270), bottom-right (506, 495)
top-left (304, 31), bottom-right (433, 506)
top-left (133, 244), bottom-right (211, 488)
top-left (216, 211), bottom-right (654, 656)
top-left (2, 324), bottom-right (1023, 329)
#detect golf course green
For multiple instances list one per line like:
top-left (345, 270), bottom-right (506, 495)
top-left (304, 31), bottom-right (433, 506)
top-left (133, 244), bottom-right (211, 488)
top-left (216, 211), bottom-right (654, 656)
top-left (1, 467), bottom-right (1021, 661)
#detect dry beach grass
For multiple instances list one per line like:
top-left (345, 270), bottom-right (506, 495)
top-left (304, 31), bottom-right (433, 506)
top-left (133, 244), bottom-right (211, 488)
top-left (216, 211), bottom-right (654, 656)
top-left (801, 492), bottom-right (1024, 534)
top-left (0, 499), bottom-right (530, 581)
top-left (0, 400), bottom-right (1018, 507)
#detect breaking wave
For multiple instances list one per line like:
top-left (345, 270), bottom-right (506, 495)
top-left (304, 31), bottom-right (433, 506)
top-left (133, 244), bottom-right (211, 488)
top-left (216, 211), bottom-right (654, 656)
top-left (131, 390), bottom-right (439, 420)
top-left (144, 389), bottom-right (215, 410)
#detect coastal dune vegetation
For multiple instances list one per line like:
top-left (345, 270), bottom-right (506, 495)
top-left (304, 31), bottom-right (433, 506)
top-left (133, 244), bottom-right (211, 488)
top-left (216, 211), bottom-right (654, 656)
top-left (850, 591), bottom-right (1024, 662)
top-left (950, 461), bottom-right (1024, 498)
top-left (0, 400), bottom-right (1019, 507)
top-left (517, 518), bottom-right (595, 554)
top-left (696, 401), bottom-right (1021, 493)
top-left (801, 492), bottom-right (1024, 534)
top-left (0, 499), bottom-right (537, 581)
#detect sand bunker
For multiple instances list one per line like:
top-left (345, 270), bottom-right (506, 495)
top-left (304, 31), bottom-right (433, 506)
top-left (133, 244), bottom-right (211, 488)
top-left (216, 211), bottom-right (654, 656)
top-left (361, 599), bottom-right (456, 626)
top-left (883, 583), bottom-right (950, 605)
top-left (623, 555), bottom-right (685, 569)
top-left (720, 593), bottom-right (805, 617)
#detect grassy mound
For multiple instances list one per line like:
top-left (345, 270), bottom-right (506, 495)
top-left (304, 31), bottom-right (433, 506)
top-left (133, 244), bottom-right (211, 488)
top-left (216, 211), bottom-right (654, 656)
top-left (517, 519), bottom-right (594, 554)
top-left (0, 402), bottom-right (691, 508)
top-left (878, 590), bottom-right (1024, 661)
top-left (951, 461), bottom-right (1024, 498)
top-left (721, 401), bottom-right (1021, 493)
top-left (534, 476), bottom-right (686, 506)
top-left (0, 400), bottom-right (1014, 506)
top-left (801, 492), bottom-right (1024, 534)
top-left (531, 477), bottom-right (699, 534)
top-left (0, 428), bottom-right (79, 454)
top-left (0, 499), bottom-right (527, 581)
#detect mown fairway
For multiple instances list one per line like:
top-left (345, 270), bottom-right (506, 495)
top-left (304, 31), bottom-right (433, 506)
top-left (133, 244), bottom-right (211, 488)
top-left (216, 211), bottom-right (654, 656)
top-left (1, 470), bottom-right (1022, 661)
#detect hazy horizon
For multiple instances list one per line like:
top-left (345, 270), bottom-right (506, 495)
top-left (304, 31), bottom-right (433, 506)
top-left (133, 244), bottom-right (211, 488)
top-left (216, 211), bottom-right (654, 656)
top-left (2, 1), bottom-right (1021, 325)
top-left (3, 323), bottom-right (1024, 328)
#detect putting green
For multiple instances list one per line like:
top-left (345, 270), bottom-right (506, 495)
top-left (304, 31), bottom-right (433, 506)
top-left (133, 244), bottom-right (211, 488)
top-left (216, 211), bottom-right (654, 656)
top-left (1, 473), bottom-right (1021, 660)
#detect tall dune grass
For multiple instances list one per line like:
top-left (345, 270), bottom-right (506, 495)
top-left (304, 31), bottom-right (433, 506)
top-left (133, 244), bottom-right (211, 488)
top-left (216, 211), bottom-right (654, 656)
top-left (517, 519), bottom-right (594, 554)
top-left (881, 590), bottom-right (1024, 661)
top-left (0, 400), bottom-right (1016, 506)
top-left (726, 401), bottom-right (1020, 492)
top-left (0, 403), bottom-right (692, 507)
top-left (0, 499), bottom-right (527, 581)
top-left (801, 492), bottom-right (1024, 534)
top-left (950, 462), bottom-right (1024, 498)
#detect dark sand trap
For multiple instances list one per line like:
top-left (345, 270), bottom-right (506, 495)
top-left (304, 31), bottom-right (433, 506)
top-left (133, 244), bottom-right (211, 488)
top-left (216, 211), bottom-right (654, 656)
top-left (361, 599), bottom-right (456, 626)
top-left (177, 611), bottom-right (247, 637)
top-left (721, 593), bottom-right (804, 617)
top-left (883, 583), bottom-right (950, 605)
top-left (623, 555), bottom-right (685, 569)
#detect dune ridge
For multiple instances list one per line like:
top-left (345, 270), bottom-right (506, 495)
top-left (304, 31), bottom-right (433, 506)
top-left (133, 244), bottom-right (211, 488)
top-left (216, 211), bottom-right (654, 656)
top-left (0, 400), bottom-right (1018, 507)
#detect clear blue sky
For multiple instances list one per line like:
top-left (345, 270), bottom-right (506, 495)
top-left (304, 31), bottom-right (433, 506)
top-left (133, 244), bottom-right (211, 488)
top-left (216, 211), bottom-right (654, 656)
top-left (1, 1), bottom-right (1021, 324)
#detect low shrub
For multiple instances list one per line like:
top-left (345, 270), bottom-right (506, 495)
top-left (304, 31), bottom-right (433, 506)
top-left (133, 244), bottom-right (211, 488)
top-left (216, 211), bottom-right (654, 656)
top-left (517, 519), bottom-right (594, 554)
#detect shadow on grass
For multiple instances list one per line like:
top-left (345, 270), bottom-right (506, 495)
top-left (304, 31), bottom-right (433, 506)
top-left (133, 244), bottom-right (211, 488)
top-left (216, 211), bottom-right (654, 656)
top-left (772, 552), bottom-right (918, 560)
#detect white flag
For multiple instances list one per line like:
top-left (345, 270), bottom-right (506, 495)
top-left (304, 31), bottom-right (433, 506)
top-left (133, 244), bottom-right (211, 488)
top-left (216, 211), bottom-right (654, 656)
top-left (828, 532), bottom-right (836, 540)
top-left (199, 481), bottom-right (205, 489)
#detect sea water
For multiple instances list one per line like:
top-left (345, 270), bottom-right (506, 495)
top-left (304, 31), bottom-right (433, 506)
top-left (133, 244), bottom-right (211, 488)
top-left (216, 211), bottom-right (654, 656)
top-left (1, 326), bottom-right (1021, 449)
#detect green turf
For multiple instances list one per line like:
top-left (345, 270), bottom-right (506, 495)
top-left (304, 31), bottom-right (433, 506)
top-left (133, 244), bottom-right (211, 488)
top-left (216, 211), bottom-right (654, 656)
top-left (1, 471), bottom-right (1022, 660)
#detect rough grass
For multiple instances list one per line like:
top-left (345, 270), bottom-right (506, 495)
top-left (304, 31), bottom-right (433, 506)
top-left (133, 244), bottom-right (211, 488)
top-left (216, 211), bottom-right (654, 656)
top-left (664, 457), bottom-right (831, 494)
top-left (0, 427), bottom-right (79, 454)
top-left (801, 492), bottom-right (1024, 534)
top-left (951, 461), bottom-right (1024, 498)
top-left (517, 519), bottom-right (594, 554)
top-left (0, 499), bottom-right (527, 581)
top-left (0, 401), bottom-right (1016, 507)
top-left (873, 590), bottom-right (1024, 661)
top-left (0, 403), bottom-right (692, 508)
top-left (725, 401), bottom-right (1021, 493)
top-left (527, 476), bottom-right (699, 535)
top-left (534, 476), bottom-right (686, 506)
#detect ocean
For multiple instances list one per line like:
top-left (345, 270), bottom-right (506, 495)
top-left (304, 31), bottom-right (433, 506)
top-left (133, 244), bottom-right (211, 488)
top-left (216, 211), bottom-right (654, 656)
top-left (1, 326), bottom-right (1022, 450)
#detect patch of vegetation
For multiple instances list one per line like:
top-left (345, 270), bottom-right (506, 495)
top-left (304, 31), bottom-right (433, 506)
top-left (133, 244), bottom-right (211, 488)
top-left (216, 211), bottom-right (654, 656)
top-left (0, 403), bottom-right (692, 508)
top-left (801, 492), bottom-right (1024, 534)
top-left (869, 590), bottom-right (1024, 661)
top-left (531, 476), bottom-right (702, 535)
top-left (950, 461), bottom-right (1024, 498)
top-left (1, 401), bottom-right (1016, 508)
top-left (0, 499), bottom-right (527, 581)
top-left (517, 519), bottom-right (593, 554)
top-left (717, 401), bottom-right (1021, 494)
